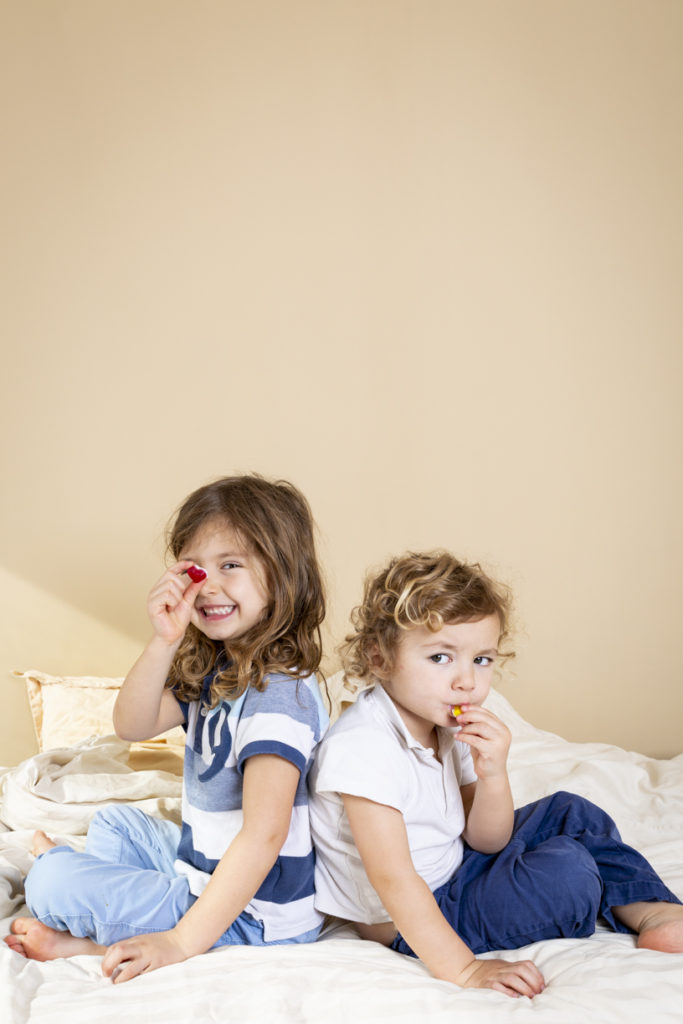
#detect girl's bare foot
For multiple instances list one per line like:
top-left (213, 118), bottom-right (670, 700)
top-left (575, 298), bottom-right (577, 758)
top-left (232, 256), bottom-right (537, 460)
top-left (31, 831), bottom-right (57, 857)
top-left (3, 918), bottom-right (104, 961)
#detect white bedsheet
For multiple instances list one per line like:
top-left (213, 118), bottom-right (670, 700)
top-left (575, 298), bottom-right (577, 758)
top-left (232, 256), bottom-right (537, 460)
top-left (1, 692), bottom-right (682, 1023)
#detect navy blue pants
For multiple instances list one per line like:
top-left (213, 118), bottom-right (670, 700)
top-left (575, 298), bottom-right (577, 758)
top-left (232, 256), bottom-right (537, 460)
top-left (391, 791), bottom-right (681, 957)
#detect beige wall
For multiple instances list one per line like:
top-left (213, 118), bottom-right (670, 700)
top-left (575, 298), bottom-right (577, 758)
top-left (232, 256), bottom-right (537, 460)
top-left (2, 1), bottom-right (682, 763)
top-left (0, 566), bottom-right (144, 764)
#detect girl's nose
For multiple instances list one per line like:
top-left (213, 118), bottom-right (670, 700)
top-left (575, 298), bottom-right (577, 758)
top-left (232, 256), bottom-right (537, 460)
top-left (199, 571), bottom-right (217, 593)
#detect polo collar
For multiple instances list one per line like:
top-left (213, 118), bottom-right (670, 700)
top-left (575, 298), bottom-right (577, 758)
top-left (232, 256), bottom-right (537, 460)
top-left (368, 684), bottom-right (459, 759)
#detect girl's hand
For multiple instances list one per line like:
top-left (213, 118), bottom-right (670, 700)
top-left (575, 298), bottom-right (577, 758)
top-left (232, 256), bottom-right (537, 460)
top-left (456, 957), bottom-right (545, 999)
top-left (101, 929), bottom-right (190, 984)
top-left (455, 706), bottom-right (511, 780)
top-left (147, 562), bottom-right (205, 646)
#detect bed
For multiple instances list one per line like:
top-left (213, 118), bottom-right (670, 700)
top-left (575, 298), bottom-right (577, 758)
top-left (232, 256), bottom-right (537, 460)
top-left (1, 669), bottom-right (682, 1023)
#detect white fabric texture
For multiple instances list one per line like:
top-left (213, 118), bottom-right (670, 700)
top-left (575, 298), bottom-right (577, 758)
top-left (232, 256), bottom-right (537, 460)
top-left (1, 688), bottom-right (682, 1023)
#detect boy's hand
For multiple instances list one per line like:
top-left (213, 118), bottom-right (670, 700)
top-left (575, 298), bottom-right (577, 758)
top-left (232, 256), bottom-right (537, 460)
top-left (454, 706), bottom-right (511, 780)
top-left (101, 929), bottom-right (191, 983)
top-left (147, 562), bottom-right (205, 646)
top-left (456, 956), bottom-right (545, 998)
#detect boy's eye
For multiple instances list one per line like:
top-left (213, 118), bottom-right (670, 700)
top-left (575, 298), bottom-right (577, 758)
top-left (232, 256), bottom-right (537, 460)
top-left (429, 653), bottom-right (451, 665)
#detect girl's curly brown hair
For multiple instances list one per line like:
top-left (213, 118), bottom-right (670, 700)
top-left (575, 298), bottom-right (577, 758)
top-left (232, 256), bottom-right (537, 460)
top-left (341, 550), bottom-right (514, 682)
top-left (165, 475), bottom-right (325, 705)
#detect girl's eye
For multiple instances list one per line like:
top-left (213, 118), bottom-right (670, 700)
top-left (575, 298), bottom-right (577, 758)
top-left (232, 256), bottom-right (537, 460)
top-left (221, 562), bottom-right (240, 571)
top-left (474, 656), bottom-right (494, 667)
top-left (429, 654), bottom-right (451, 665)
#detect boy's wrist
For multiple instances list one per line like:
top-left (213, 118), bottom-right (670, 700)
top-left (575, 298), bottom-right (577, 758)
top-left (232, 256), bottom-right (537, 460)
top-left (453, 956), bottom-right (480, 987)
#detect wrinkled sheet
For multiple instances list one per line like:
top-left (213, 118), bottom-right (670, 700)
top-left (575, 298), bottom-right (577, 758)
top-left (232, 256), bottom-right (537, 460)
top-left (1, 693), bottom-right (682, 1024)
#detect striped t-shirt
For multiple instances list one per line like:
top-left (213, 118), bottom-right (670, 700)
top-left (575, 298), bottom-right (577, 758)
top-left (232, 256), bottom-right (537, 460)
top-left (174, 668), bottom-right (329, 941)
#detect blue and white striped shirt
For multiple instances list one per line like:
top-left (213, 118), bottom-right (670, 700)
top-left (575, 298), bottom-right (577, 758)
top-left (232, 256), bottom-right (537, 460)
top-left (174, 668), bottom-right (329, 940)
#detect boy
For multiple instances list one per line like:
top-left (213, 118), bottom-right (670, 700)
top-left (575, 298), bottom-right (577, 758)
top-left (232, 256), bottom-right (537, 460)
top-left (309, 551), bottom-right (683, 999)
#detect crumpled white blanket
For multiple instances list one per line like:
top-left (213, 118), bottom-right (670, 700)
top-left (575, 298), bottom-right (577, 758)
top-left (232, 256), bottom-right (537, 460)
top-left (1, 695), bottom-right (682, 1024)
top-left (0, 736), bottom-right (182, 930)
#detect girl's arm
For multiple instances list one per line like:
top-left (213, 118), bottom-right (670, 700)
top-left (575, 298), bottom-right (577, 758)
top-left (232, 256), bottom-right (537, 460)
top-left (342, 794), bottom-right (544, 999)
top-left (114, 562), bottom-right (203, 741)
top-left (457, 705), bottom-right (514, 854)
top-left (113, 635), bottom-right (185, 741)
top-left (100, 753), bottom-right (300, 982)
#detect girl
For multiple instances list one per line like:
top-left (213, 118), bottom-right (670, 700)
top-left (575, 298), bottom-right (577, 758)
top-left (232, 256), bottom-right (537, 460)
top-left (6, 475), bottom-right (329, 983)
top-left (309, 551), bottom-right (683, 999)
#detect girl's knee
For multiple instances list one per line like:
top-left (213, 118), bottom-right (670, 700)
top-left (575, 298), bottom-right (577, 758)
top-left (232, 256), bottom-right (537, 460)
top-left (25, 848), bottom-right (72, 918)
top-left (89, 804), bottom-right (138, 833)
top-left (85, 804), bottom-right (144, 853)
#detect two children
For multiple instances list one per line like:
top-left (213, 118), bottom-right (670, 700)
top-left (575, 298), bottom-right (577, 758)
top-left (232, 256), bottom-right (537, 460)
top-left (5, 485), bottom-right (683, 995)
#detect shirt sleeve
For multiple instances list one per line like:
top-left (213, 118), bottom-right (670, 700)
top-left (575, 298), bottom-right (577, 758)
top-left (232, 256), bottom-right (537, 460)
top-left (234, 675), bottom-right (324, 776)
top-left (170, 672), bottom-right (212, 728)
top-left (173, 694), bottom-right (190, 727)
top-left (314, 726), bottom-right (411, 813)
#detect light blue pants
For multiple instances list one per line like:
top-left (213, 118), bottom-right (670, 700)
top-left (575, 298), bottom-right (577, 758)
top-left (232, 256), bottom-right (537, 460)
top-left (25, 805), bottom-right (321, 948)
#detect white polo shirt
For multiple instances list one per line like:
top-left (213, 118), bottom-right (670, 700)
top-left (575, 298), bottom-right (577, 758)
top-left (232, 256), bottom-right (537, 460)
top-left (309, 685), bottom-right (477, 924)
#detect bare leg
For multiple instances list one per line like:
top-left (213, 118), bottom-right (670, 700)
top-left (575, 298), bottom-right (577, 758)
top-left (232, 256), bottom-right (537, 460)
top-left (612, 901), bottom-right (683, 952)
top-left (3, 917), bottom-right (105, 961)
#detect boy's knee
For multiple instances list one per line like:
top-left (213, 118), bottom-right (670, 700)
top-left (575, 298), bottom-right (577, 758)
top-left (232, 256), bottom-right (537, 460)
top-left (545, 790), bottom-right (596, 817)
top-left (534, 837), bottom-right (602, 925)
top-left (544, 791), bottom-right (620, 840)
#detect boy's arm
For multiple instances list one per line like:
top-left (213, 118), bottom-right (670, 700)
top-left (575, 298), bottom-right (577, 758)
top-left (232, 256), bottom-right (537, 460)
top-left (457, 705), bottom-right (514, 854)
top-left (342, 794), bottom-right (544, 998)
top-left (100, 753), bottom-right (300, 982)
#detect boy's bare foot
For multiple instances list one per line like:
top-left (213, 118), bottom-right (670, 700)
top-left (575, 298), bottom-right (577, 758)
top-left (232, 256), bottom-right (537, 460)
top-left (31, 831), bottom-right (57, 857)
top-left (635, 904), bottom-right (683, 953)
top-left (3, 918), bottom-right (104, 961)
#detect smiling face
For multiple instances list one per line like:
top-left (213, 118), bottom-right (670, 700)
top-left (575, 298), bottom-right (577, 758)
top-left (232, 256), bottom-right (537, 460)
top-left (179, 518), bottom-right (270, 651)
top-left (377, 615), bottom-right (501, 748)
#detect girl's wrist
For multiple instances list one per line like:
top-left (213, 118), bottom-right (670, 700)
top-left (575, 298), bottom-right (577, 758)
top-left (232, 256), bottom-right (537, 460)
top-left (147, 632), bottom-right (183, 656)
top-left (168, 923), bottom-right (202, 959)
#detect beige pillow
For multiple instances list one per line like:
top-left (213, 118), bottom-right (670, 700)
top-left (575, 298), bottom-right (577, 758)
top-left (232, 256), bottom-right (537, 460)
top-left (323, 669), bottom-right (369, 723)
top-left (13, 669), bottom-right (186, 754)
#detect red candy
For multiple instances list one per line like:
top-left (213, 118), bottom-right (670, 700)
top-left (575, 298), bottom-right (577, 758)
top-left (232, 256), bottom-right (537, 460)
top-left (187, 565), bottom-right (207, 583)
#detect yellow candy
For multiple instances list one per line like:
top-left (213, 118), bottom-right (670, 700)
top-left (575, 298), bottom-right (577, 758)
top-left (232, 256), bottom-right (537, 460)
top-left (450, 705), bottom-right (462, 717)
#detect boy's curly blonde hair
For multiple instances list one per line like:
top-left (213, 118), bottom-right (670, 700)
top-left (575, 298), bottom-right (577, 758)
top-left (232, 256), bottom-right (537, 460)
top-left (341, 550), bottom-right (514, 682)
